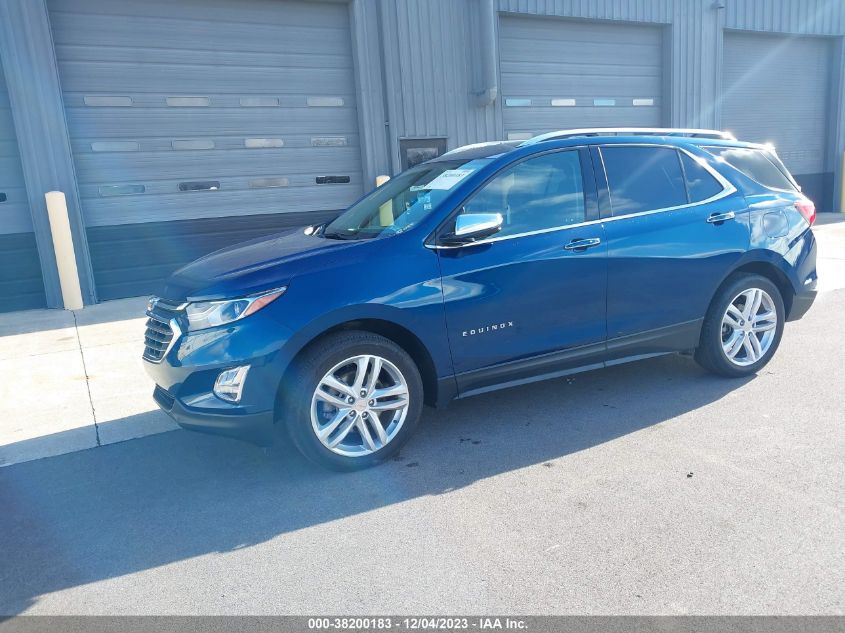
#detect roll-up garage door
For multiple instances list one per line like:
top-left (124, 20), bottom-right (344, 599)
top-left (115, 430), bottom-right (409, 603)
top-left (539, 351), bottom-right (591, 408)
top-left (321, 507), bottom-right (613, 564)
top-left (0, 55), bottom-right (46, 312)
top-left (48, 0), bottom-right (364, 300)
top-left (499, 16), bottom-right (665, 141)
top-left (722, 32), bottom-right (832, 210)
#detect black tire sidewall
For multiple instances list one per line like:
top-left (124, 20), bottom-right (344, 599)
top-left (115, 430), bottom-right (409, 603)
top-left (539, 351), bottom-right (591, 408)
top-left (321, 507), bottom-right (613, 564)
top-left (284, 331), bottom-right (424, 471)
top-left (699, 274), bottom-right (785, 377)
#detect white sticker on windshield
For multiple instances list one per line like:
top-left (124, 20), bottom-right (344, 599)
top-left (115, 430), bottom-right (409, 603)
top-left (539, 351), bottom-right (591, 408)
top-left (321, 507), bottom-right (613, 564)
top-left (422, 168), bottom-right (475, 190)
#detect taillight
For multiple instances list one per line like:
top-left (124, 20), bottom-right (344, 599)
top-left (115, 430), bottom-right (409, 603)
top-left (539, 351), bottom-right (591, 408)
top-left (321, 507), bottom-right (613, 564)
top-left (795, 199), bottom-right (816, 226)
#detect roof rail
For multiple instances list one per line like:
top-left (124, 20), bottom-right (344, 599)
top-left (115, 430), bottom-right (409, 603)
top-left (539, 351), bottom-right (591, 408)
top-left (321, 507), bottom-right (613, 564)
top-left (522, 128), bottom-right (736, 145)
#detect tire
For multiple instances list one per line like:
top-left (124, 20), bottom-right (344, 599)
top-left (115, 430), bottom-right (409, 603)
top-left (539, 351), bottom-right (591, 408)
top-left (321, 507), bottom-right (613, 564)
top-left (695, 273), bottom-right (785, 377)
top-left (282, 330), bottom-right (424, 471)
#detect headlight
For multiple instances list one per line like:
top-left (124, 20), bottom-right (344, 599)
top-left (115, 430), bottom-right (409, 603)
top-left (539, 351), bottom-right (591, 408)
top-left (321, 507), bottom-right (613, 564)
top-left (185, 286), bottom-right (286, 331)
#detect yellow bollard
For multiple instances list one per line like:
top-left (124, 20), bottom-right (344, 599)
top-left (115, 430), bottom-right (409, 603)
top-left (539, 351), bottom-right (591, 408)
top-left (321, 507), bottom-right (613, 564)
top-left (45, 191), bottom-right (84, 310)
top-left (376, 175), bottom-right (393, 226)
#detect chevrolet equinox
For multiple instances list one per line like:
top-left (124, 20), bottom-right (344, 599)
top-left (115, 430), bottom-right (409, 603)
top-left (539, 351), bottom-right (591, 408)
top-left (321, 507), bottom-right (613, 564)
top-left (143, 128), bottom-right (818, 470)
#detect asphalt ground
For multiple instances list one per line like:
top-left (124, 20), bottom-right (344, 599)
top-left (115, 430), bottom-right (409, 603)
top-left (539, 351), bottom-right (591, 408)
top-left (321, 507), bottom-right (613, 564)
top-left (1, 286), bottom-right (842, 615)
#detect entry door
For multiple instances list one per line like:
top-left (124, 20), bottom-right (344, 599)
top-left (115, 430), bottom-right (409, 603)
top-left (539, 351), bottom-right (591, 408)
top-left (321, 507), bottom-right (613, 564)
top-left (437, 149), bottom-right (607, 394)
top-left (598, 145), bottom-right (749, 357)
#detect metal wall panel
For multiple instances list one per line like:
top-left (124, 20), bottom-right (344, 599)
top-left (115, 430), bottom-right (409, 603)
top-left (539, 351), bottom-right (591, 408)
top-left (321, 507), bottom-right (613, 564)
top-left (0, 52), bottom-right (46, 311)
top-left (0, 58), bottom-right (30, 235)
top-left (722, 31), bottom-right (833, 208)
top-left (49, 0), bottom-right (363, 228)
top-left (499, 15), bottom-right (664, 139)
top-left (725, 0), bottom-right (845, 36)
top-left (349, 0), bottom-right (392, 185)
top-left (380, 0), bottom-right (501, 166)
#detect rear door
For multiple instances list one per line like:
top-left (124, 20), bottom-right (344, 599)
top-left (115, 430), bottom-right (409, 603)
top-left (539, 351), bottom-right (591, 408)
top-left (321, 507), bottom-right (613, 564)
top-left (599, 144), bottom-right (749, 358)
top-left (437, 148), bottom-right (607, 394)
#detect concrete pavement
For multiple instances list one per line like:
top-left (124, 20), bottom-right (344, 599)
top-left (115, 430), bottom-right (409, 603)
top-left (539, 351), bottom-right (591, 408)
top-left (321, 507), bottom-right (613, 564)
top-left (0, 297), bottom-right (176, 466)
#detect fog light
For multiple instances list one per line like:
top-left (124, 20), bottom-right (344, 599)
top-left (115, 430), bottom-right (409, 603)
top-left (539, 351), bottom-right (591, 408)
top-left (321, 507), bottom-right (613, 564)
top-left (213, 365), bottom-right (250, 403)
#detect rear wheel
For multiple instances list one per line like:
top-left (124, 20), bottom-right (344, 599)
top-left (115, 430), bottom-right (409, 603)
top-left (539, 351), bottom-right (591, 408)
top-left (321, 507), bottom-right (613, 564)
top-left (695, 273), bottom-right (785, 377)
top-left (283, 330), bottom-right (423, 470)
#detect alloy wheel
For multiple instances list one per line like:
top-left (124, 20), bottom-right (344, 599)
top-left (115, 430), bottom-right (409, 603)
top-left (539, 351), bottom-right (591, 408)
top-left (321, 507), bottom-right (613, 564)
top-left (720, 288), bottom-right (778, 367)
top-left (310, 354), bottom-right (410, 457)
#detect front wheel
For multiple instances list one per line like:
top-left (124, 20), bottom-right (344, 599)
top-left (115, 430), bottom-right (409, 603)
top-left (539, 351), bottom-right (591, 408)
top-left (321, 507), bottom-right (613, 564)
top-left (283, 330), bottom-right (423, 471)
top-left (695, 273), bottom-right (785, 377)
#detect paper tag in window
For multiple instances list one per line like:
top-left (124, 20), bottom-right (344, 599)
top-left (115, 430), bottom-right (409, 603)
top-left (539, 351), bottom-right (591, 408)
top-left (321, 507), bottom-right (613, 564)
top-left (422, 168), bottom-right (475, 190)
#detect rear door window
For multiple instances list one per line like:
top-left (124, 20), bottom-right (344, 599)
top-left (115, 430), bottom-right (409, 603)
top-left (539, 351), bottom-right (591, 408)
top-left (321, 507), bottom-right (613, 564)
top-left (601, 146), bottom-right (687, 215)
top-left (704, 146), bottom-right (797, 191)
top-left (679, 152), bottom-right (724, 202)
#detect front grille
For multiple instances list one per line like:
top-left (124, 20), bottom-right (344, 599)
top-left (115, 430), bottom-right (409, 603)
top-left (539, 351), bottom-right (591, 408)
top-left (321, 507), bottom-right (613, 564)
top-left (143, 298), bottom-right (184, 362)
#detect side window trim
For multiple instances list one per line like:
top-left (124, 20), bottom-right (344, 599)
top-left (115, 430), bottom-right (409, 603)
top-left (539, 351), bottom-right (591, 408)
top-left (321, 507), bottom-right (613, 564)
top-left (431, 146), bottom-right (594, 248)
top-left (589, 145), bottom-right (612, 220)
top-left (579, 147), bottom-right (600, 223)
top-left (596, 143), bottom-right (736, 220)
top-left (675, 148), bottom-right (693, 205)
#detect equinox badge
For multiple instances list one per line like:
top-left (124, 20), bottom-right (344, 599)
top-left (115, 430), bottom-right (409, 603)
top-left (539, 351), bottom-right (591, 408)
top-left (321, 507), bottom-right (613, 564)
top-left (463, 321), bottom-right (515, 337)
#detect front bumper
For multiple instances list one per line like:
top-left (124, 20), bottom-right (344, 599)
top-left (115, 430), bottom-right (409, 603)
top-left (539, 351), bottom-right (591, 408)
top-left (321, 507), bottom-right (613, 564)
top-left (142, 310), bottom-right (295, 446)
top-left (152, 385), bottom-right (275, 445)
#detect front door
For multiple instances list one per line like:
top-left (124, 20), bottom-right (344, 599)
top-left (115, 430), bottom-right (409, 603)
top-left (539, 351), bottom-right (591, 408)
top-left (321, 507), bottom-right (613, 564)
top-left (436, 148), bottom-right (608, 395)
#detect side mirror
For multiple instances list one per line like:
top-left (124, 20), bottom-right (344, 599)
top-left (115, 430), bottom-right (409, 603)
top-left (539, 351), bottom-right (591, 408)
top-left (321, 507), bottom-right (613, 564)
top-left (441, 212), bottom-right (503, 245)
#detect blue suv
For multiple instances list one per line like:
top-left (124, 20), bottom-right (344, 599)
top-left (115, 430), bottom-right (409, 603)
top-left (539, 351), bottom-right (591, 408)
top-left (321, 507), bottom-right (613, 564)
top-left (143, 128), bottom-right (818, 470)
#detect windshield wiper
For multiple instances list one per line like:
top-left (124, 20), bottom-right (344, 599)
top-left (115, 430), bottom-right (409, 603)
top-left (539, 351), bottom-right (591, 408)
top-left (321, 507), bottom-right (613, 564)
top-left (322, 229), bottom-right (361, 240)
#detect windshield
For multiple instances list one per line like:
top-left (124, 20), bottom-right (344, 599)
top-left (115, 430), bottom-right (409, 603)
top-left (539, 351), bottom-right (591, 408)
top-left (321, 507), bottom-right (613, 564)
top-left (322, 159), bottom-right (491, 240)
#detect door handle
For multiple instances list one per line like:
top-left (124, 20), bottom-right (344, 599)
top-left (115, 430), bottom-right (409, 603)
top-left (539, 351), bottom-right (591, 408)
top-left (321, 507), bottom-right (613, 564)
top-left (564, 237), bottom-right (602, 251)
top-left (706, 211), bottom-right (737, 224)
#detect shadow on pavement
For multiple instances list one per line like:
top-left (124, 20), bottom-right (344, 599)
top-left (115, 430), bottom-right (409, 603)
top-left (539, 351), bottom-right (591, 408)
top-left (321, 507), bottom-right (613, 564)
top-left (0, 353), bottom-right (749, 614)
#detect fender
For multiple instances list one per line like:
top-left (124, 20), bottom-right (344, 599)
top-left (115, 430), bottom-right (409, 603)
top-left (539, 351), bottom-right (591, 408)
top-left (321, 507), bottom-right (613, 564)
top-left (273, 302), bottom-right (453, 378)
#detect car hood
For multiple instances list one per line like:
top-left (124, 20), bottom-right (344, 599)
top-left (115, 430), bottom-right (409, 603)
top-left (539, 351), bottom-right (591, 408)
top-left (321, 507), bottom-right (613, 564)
top-left (161, 227), bottom-right (361, 301)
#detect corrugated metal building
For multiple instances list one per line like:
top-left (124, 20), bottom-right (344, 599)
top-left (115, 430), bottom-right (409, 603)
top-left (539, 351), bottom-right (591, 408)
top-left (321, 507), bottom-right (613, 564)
top-left (0, 0), bottom-right (843, 311)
